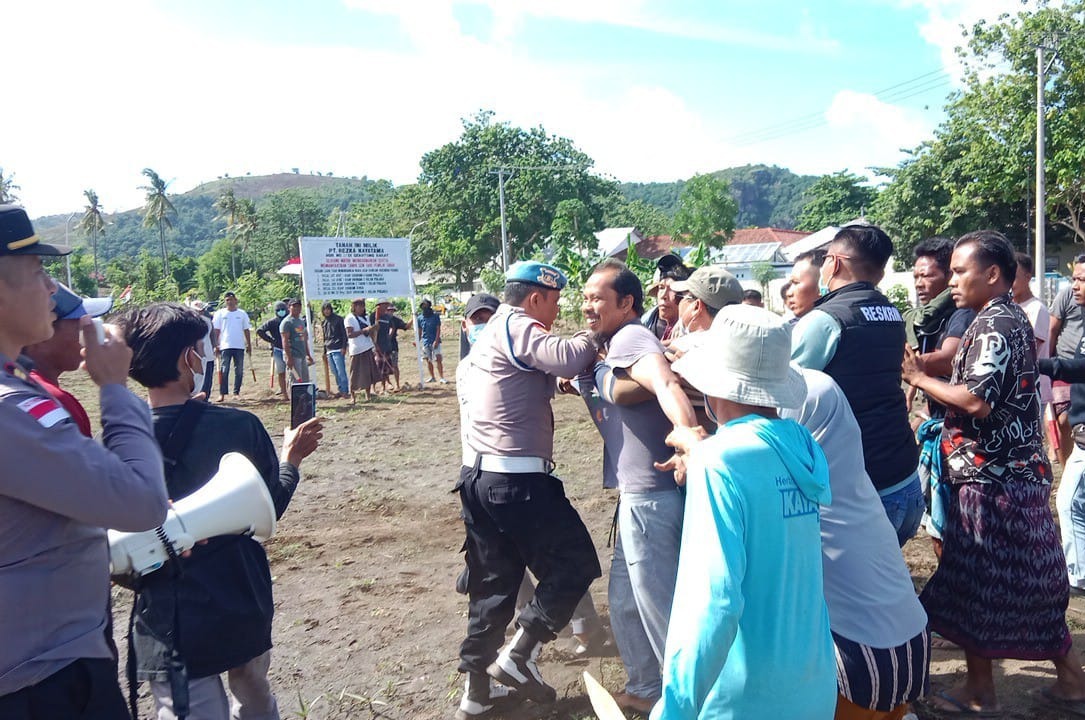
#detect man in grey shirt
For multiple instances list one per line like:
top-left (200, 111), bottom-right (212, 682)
top-left (580, 258), bottom-right (704, 714)
top-left (1050, 264), bottom-right (1085, 467)
top-left (279, 298), bottom-right (313, 383)
top-left (0, 204), bottom-right (168, 719)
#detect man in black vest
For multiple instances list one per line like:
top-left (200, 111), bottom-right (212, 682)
top-left (791, 224), bottom-right (922, 546)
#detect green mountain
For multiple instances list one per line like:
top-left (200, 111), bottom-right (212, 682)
top-left (33, 173), bottom-right (389, 263)
top-left (620, 164), bottom-right (818, 230)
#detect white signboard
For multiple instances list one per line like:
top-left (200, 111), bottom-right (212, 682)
top-left (298, 237), bottom-right (414, 300)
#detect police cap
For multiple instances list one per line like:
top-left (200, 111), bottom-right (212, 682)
top-left (0, 205), bottom-right (70, 257)
top-left (505, 261), bottom-right (567, 291)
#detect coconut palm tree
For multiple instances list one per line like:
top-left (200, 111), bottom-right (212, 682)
top-left (214, 187), bottom-right (240, 279)
top-left (78, 189), bottom-right (106, 281)
top-left (234, 198), bottom-right (258, 272)
top-left (140, 168), bottom-right (176, 276)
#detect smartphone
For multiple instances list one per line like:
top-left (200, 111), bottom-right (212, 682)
top-left (290, 382), bottom-right (317, 429)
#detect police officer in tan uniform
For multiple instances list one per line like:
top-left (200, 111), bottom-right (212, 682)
top-left (0, 205), bottom-right (168, 720)
top-left (454, 262), bottom-right (600, 718)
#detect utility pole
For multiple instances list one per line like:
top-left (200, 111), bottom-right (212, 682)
top-left (490, 164), bottom-right (589, 271)
top-left (1035, 43), bottom-right (1046, 303)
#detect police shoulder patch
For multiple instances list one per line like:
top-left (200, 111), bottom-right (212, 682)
top-left (17, 396), bottom-right (71, 428)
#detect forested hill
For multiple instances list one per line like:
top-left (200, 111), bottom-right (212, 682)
top-left (621, 164), bottom-right (818, 229)
top-left (33, 173), bottom-right (388, 262)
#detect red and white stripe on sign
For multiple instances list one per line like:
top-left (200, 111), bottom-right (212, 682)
top-left (17, 396), bottom-right (70, 428)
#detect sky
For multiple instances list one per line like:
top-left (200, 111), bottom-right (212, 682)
top-left (5, 0), bottom-right (1029, 219)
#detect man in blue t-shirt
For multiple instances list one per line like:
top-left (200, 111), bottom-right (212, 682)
top-left (416, 299), bottom-right (446, 384)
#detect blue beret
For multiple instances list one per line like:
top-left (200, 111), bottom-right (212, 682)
top-left (505, 261), bottom-right (567, 291)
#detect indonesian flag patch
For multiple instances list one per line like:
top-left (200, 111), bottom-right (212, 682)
top-left (17, 396), bottom-right (71, 428)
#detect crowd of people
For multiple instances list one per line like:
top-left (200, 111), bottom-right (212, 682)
top-left (6, 192), bottom-right (1085, 720)
top-left (453, 225), bottom-right (1085, 720)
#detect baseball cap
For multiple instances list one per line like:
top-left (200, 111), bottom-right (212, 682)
top-left (223, 291), bottom-right (237, 299)
top-left (670, 265), bottom-right (743, 310)
top-left (286, 297), bottom-right (301, 306)
top-left (0, 205), bottom-right (70, 257)
top-left (505, 261), bottom-right (567, 290)
top-left (52, 282), bottom-right (114, 320)
top-left (465, 293), bottom-right (500, 320)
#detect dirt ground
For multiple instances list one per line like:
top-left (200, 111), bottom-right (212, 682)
top-left (61, 347), bottom-right (1085, 719)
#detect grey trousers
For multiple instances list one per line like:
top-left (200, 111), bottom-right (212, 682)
top-left (149, 650), bottom-right (278, 720)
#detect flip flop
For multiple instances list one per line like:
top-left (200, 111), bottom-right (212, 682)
top-left (914, 691), bottom-right (1001, 717)
top-left (1038, 687), bottom-right (1085, 718)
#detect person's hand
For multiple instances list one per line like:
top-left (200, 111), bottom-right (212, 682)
top-left (80, 317), bottom-right (132, 387)
top-left (654, 453), bottom-right (689, 486)
top-left (663, 425), bottom-right (708, 455)
top-left (282, 416), bottom-right (324, 467)
top-left (901, 344), bottom-right (925, 386)
top-left (214, 347), bottom-right (221, 356)
top-left (557, 377), bottom-right (578, 395)
top-left (246, 346), bottom-right (252, 355)
top-left (306, 354), bottom-right (315, 366)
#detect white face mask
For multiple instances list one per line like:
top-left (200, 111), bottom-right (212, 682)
top-left (187, 348), bottom-right (205, 397)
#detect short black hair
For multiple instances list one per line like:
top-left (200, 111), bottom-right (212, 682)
top-left (914, 236), bottom-right (954, 275)
top-left (592, 258), bottom-right (645, 315)
top-left (504, 281), bottom-right (557, 307)
top-left (831, 224), bottom-right (894, 278)
top-left (794, 248), bottom-right (826, 269)
top-left (1014, 251), bottom-right (1034, 277)
top-left (742, 289), bottom-right (762, 302)
top-left (420, 299), bottom-right (432, 309)
top-left (118, 302), bottom-right (208, 388)
top-left (1076, 254), bottom-right (1085, 266)
top-left (956, 230), bottom-right (1016, 286)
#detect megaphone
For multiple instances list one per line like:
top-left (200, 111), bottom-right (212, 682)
top-left (108, 452), bottom-right (277, 577)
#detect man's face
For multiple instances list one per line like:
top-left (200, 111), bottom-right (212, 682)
top-left (582, 270), bottom-right (634, 338)
top-left (1072, 264), bottom-right (1085, 307)
top-left (1011, 265), bottom-right (1032, 300)
top-left (523, 288), bottom-right (560, 330)
top-left (786, 259), bottom-right (820, 318)
top-left (225, 296), bottom-right (238, 310)
top-left (0, 256), bottom-right (58, 349)
top-left (949, 243), bottom-right (997, 310)
top-left (657, 280), bottom-right (680, 323)
top-left (913, 256), bottom-right (949, 305)
top-left (290, 303), bottom-right (302, 317)
top-left (352, 301), bottom-right (366, 316)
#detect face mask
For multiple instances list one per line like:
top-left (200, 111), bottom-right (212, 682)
top-left (817, 264), bottom-right (832, 296)
top-left (187, 348), bottom-right (205, 397)
top-left (467, 323), bottom-right (487, 346)
top-left (276, 309), bottom-right (287, 318)
top-left (703, 394), bottom-right (719, 425)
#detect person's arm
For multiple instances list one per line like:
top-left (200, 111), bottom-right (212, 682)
top-left (256, 321), bottom-right (274, 346)
top-left (595, 362), bottom-right (654, 405)
top-left (279, 319), bottom-right (292, 364)
top-left (303, 328), bottom-right (314, 363)
top-left (653, 458), bottom-right (745, 719)
top-left (901, 344), bottom-right (991, 418)
top-left (244, 328), bottom-right (252, 354)
top-left (212, 326), bottom-right (221, 356)
top-left (790, 310), bottom-right (841, 371)
top-left (1051, 314), bottom-right (1064, 351)
top-left (625, 351), bottom-right (699, 429)
top-left (919, 336), bottom-right (961, 378)
top-left (1039, 357), bottom-right (1085, 383)
top-left (345, 316), bottom-right (361, 339)
top-left (0, 323), bottom-right (167, 530)
top-left (509, 316), bottom-right (597, 376)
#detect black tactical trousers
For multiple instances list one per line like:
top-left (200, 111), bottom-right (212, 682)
top-left (0, 658), bottom-right (129, 720)
top-left (455, 464), bottom-right (601, 674)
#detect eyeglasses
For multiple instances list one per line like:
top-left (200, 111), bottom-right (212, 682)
top-left (825, 253), bottom-right (852, 263)
top-left (676, 293), bottom-right (694, 303)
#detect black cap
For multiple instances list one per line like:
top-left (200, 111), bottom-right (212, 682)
top-left (465, 293), bottom-right (500, 320)
top-left (0, 205), bottom-right (70, 257)
top-left (223, 291), bottom-right (237, 299)
top-left (287, 297), bottom-right (301, 306)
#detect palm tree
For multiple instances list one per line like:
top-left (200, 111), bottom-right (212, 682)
top-left (78, 189), bottom-right (106, 281)
top-left (214, 187), bottom-right (240, 279)
top-left (0, 167), bottom-right (20, 204)
top-left (234, 198), bottom-right (258, 272)
top-left (140, 168), bottom-right (176, 276)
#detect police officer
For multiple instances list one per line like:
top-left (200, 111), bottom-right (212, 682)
top-left (790, 224), bottom-right (922, 546)
top-left (0, 204), bottom-right (169, 720)
top-left (454, 261), bottom-right (600, 718)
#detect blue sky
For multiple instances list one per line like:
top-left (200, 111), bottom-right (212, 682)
top-left (6, 0), bottom-right (1026, 218)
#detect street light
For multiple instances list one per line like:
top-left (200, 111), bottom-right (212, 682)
top-left (405, 220), bottom-right (428, 388)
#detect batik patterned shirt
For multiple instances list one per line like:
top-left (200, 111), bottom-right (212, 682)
top-left (942, 293), bottom-right (1051, 485)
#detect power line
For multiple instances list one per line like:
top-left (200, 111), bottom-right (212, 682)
top-left (728, 68), bottom-right (953, 147)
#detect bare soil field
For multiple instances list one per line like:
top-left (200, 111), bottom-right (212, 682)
top-left (61, 349), bottom-right (1085, 720)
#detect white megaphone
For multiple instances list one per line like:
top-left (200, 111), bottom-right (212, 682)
top-left (108, 452), bottom-right (277, 577)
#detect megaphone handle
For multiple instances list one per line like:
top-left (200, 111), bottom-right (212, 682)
top-left (155, 526), bottom-right (183, 571)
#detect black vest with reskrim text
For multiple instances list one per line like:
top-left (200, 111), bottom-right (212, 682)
top-left (814, 282), bottom-right (919, 492)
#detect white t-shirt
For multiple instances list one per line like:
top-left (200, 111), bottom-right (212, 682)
top-left (212, 308), bottom-right (251, 350)
top-left (1018, 295), bottom-right (1052, 403)
top-left (345, 313), bottom-right (375, 355)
